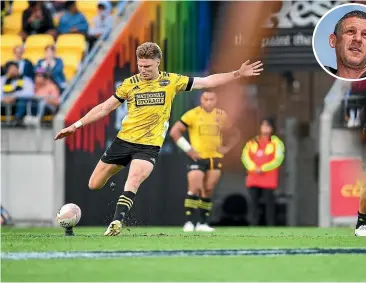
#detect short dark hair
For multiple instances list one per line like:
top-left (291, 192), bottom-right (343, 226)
top-left (6, 61), bottom-right (19, 69)
top-left (65, 1), bottom-right (76, 10)
top-left (334, 10), bottom-right (366, 35)
top-left (28, 1), bottom-right (37, 8)
top-left (45, 44), bottom-right (55, 52)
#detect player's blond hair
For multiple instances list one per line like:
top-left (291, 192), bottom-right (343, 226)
top-left (136, 42), bottom-right (162, 60)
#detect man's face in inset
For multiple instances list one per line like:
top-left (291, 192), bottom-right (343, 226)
top-left (330, 16), bottom-right (366, 70)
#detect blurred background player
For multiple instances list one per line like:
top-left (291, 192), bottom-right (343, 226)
top-left (55, 42), bottom-right (264, 236)
top-left (355, 172), bottom-right (366, 236)
top-left (241, 118), bottom-right (285, 226)
top-left (170, 91), bottom-right (240, 232)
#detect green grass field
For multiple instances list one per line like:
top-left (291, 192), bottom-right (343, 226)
top-left (1, 226), bottom-right (366, 282)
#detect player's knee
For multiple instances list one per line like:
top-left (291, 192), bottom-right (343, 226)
top-left (88, 178), bottom-right (103, 190)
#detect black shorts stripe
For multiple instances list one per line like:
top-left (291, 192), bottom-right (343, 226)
top-left (135, 75), bottom-right (140, 82)
top-left (186, 77), bottom-right (194, 91)
top-left (188, 158), bottom-right (223, 172)
top-left (113, 93), bottom-right (125, 103)
top-left (132, 76), bottom-right (136, 84)
top-left (129, 78), bottom-right (133, 84)
top-left (180, 119), bottom-right (188, 127)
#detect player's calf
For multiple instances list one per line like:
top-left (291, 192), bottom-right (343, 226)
top-left (105, 159), bottom-right (153, 236)
top-left (196, 187), bottom-right (215, 232)
top-left (183, 191), bottom-right (200, 232)
top-left (198, 196), bottom-right (213, 224)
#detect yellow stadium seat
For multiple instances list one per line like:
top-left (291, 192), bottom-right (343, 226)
top-left (58, 54), bottom-right (82, 70)
top-left (12, 0), bottom-right (29, 14)
top-left (56, 34), bottom-right (86, 56)
top-left (0, 35), bottom-right (23, 52)
top-left (1, 50), bottom-right (14, 67)
top-left (23, 51), bottom-right (42, 65)
top-left (76, 1), bottom-right (98, 13)
top-left (3, 14), bottom-right (22, 35)
top-left (56, 50), bottom-right (83, 62)
top-left (64, 65), bottom-right (77, 81)
top-left (25, 34), bottom-right (55, 52)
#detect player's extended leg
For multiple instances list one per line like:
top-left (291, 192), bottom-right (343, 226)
top-left (355, 181), bottom-right (366, 236)
top-left (105, 159), bottom-right (154, 236)
top-left (183, 170), bottom-right (204, 232)
top-left (196, 169), bottom-right (221, 232)
top-left (88, 160), bottom-right (123, 190)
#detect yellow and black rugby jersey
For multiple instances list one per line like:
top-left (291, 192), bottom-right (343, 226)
top-left (180, 106), bottom-right (228, 158)
top-left (114, 72), bottom-right (194, 147)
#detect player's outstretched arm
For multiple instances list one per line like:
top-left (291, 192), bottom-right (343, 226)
top-left (54, 95), bottom-right (122, 141)
top-left (192, 60), bottom-right (263, 90)
top-left (170, 121), bottom-right (201, 161)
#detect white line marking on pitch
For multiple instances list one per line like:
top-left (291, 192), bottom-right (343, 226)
top-left (2, 248), bottom-right (366, 260)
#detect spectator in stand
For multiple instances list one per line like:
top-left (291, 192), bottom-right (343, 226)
top-left (1, 61), bottom-right (34, 125)
top-left (46, 1), bottom-right (66, 25)
top-left (5, 45), bottom-right (34, 79)
top-left (34, 67), bottom-right (60, 114)
top-left (88, 1), bottom-right (113, 51)
top-left (17, 67), bottom-right (61, 123)
top-left (36, 45), bottom-right (66, 90)
top-left (20, 1), bottom-right (56, 41)
top-left (58, 1), bottom-right (88, 36)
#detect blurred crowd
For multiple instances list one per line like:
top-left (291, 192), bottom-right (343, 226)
top-left (1, 0), bottom-right (116, 126)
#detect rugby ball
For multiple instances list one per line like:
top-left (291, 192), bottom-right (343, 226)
top-left (56, 203), bottom-right (81, 228)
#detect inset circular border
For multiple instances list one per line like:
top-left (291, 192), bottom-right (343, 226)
top-left (312, 3), bottom-right (366, 82)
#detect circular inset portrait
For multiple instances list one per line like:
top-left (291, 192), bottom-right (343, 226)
top-left (313, 3), bottom-right (366, 81)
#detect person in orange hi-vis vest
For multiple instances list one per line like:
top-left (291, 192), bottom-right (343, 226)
top-left (241, 118), bottom-right (285, 226)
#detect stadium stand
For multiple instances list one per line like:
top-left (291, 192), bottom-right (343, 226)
top-left (1, 0), bottom-right (125, 127)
